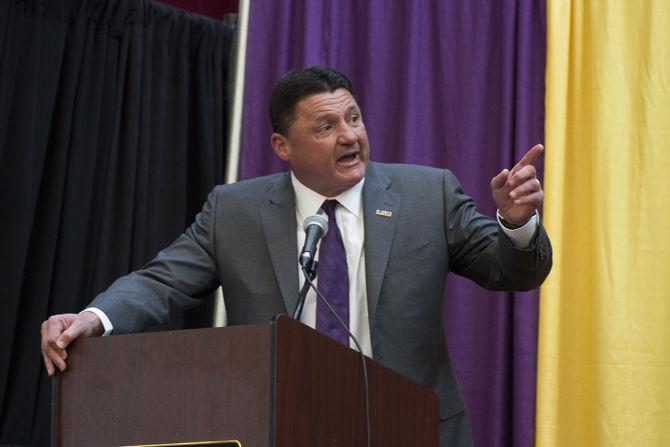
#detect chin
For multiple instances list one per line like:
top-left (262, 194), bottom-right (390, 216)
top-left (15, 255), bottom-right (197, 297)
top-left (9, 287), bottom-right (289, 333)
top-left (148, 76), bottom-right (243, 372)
top-left (346, 172), bottom-right (365, 186)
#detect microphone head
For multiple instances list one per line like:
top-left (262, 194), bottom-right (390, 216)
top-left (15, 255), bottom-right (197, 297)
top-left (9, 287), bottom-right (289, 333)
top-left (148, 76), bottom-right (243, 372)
top-left (303, 213), bottom-right (329, 236)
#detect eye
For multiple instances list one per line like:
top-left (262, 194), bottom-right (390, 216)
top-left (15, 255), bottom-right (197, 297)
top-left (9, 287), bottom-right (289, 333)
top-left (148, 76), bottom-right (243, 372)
top-left (348, 114), bottom-right (361, 124)
top-left (318, 123), bottom-right (333, 133)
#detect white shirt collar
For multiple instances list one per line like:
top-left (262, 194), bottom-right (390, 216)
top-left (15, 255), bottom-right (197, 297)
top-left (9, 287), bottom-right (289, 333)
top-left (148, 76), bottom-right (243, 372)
top-left (291, 172), bottom-right (364, 223)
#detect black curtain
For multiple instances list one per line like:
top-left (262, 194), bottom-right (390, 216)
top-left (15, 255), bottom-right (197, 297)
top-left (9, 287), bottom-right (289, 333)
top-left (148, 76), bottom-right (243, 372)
top-left (0, 0), bottom-right (235, 444)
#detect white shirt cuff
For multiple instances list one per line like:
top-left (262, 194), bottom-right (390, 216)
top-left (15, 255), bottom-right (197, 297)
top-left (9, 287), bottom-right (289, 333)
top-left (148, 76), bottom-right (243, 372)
top-left (496, 210), bottom-right (539, 249)
top-left (81, 308), bottom-right (113, 336)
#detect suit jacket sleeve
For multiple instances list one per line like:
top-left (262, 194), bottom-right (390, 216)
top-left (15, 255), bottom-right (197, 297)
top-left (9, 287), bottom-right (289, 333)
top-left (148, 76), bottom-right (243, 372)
top-left (88, 187), bottom-right (222, 333)
top-left (443, 169), bottom-right (552, 290)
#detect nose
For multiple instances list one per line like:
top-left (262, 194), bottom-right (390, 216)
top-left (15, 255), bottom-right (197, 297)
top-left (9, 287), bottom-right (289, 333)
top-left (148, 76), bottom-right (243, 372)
top-left (337, 122), bottom-right (358, 145)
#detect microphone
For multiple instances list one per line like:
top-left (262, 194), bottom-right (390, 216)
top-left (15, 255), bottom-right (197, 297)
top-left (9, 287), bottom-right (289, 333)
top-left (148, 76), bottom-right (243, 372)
top-left (294, 213), bottom-right (372, 447)
top-left (299, 213), bottom-right (329, 271)
top-left (294, 213), bottom-right (328, 321)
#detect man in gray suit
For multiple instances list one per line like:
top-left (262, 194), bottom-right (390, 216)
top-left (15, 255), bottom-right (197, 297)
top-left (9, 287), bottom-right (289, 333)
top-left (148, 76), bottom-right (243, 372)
top-left (41, 67), bottom-right (552, 446)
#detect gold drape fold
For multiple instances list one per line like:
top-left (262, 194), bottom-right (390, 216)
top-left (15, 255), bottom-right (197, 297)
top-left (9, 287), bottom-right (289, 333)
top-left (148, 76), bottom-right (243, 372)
top-left (538, 1), bottom-right (670, 445)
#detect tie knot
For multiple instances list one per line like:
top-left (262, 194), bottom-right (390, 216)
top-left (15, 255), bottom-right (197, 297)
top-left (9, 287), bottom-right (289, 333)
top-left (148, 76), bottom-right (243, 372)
top-left (321, 199), bottom-right (338, 220)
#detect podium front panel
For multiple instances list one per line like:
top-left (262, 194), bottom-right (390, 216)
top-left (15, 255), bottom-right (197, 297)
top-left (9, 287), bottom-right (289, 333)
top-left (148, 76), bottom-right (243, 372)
top-left (56, 325), bottom-right (273, 447)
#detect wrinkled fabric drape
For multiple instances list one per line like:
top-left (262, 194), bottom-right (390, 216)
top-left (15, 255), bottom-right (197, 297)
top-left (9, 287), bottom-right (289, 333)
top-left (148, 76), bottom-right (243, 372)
top-left (240, 1), bottom-right (546, 445)
top-left (0, 0), bottom-right (234, 444)
top-left (538, 1), bottom-right (670, 445)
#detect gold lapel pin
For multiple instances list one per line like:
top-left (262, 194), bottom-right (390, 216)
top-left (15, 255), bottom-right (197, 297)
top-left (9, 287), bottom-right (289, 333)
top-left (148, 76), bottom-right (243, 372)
top-left (375, 209), bottom-right (393, 217)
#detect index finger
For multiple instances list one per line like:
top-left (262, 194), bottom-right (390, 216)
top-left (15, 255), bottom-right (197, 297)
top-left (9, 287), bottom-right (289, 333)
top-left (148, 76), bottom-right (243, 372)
top-left (515, 144), bottom-right (544, 168)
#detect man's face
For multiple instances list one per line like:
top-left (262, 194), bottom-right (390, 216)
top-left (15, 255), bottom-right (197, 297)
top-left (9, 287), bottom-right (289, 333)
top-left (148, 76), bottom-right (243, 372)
top-left (271, 88), bottom-right (370, 197)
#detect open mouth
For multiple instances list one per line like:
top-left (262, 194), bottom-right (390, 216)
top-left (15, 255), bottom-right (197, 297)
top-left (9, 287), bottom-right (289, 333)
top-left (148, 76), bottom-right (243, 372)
top-left (337, 152), bottom-right (359, 164)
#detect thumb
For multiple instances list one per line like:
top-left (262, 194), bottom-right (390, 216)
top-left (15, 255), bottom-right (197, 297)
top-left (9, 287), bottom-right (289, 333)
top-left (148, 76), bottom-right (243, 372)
top-left (490, 169), bottom-right (510, 190)
top-left (56, 320), bottom-right (86, 349)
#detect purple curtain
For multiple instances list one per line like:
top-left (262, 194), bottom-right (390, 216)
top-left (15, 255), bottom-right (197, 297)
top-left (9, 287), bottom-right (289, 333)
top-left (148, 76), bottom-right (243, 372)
top-left (240, 1), bottom-right (546, 445)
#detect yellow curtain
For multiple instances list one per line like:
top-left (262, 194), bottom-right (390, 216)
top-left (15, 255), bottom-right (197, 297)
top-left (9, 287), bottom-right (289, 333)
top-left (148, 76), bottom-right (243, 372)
top-left (537, 1), bottom-right (670, 446)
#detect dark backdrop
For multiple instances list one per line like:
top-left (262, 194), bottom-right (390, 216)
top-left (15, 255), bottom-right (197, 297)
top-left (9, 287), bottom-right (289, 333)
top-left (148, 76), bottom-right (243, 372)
top-left (0, 0), bottom-right (234, 444)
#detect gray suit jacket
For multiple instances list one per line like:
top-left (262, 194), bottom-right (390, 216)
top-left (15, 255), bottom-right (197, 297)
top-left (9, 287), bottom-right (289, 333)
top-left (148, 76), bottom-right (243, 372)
top-left (90, 161), bottom-right (552, 446)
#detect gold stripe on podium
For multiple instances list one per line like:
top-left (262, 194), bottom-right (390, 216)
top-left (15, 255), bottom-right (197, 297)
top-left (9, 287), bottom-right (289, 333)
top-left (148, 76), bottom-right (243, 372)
top-left (121, 441), bottom-right (241, 447)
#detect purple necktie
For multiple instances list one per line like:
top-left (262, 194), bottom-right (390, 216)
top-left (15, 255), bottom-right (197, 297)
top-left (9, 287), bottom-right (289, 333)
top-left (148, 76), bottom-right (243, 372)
top-left (316, 200), bottom-right (350, 346)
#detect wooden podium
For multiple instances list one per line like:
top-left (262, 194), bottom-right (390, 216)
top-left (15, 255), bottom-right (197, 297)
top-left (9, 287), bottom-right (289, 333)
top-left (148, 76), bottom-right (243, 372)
top-left (53, 315), bottom-right (438, 446)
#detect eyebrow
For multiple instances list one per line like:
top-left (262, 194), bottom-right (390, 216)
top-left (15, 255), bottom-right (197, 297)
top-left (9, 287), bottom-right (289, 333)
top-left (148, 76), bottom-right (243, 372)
top-left (313, 105), bottom-right (360, 121)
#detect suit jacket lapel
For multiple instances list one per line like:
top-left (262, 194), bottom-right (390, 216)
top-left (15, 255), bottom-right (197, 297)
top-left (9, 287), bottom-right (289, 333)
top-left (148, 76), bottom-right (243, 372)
top-left (259, 174), bottom-right (299, 314)
top-left (363, 163), bottom-right (400, 322)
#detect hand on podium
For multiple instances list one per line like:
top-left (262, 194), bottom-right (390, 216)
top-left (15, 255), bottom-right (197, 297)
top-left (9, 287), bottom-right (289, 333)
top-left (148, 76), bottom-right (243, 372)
top-left (41, 311), bottom-right (103, 376)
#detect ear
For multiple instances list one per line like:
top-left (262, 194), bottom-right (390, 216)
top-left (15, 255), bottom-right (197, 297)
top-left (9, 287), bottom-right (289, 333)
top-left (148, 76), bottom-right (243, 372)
top-left (271, 133), bottom-right (290, 162)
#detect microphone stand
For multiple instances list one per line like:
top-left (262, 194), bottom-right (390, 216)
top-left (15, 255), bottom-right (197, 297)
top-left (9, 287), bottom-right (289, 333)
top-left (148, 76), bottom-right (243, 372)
top-left (293, 260), bottom-right (318, 320)
top-left (300, 266), bottom-right (372, 447)
top-left (291, 214), bottom-right (370, 446)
